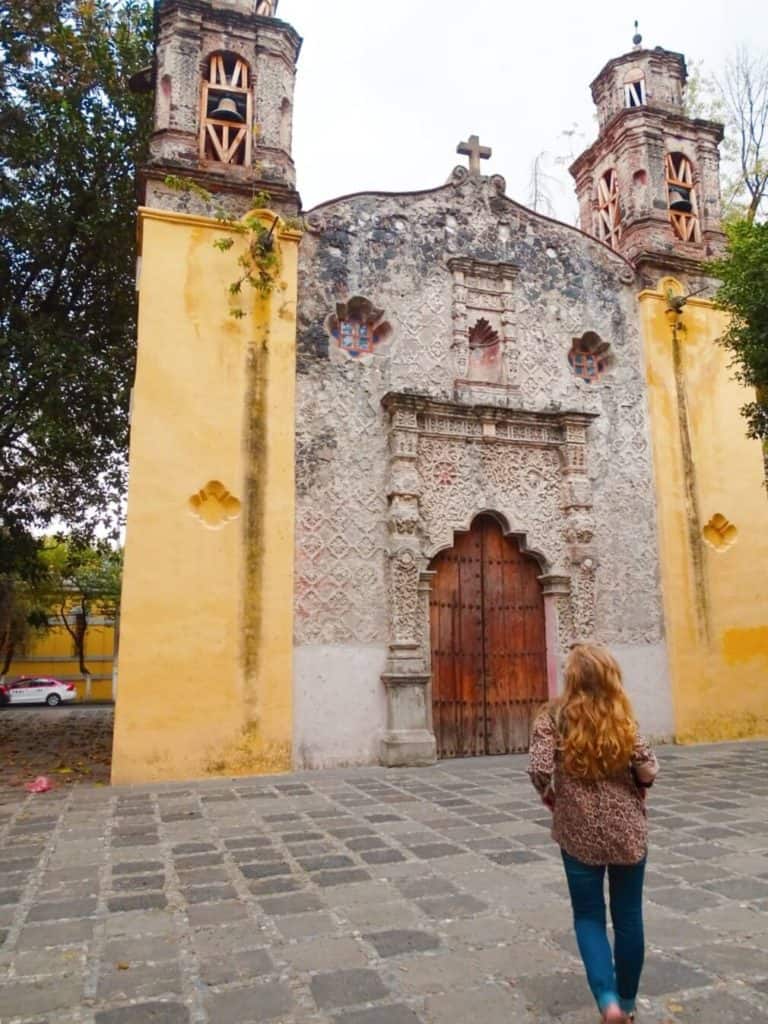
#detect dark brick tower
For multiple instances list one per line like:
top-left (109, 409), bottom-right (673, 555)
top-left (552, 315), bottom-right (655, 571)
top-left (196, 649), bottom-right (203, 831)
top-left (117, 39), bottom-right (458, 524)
top-left (137, 0), bottom-right (301, 216)
top-left (570, 38), bottom-right (724, 281)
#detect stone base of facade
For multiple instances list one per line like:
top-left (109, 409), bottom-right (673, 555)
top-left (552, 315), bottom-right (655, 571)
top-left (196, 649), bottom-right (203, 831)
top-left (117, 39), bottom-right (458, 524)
top-left (380, 729), bottom-right (437, 767)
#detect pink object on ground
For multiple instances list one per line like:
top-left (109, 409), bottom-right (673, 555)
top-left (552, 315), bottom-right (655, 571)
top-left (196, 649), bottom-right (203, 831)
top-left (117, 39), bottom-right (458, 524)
top-left (24, 776), bottom-right (54, 793)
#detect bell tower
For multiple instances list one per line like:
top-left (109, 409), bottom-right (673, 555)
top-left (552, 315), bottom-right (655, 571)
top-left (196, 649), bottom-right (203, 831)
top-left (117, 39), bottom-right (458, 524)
top-left (570, 32), bottom-right (724, 281)
top-left (137, 0), bottom-right (301, 215)
top-left (113, 0), bottom-right (303, 783)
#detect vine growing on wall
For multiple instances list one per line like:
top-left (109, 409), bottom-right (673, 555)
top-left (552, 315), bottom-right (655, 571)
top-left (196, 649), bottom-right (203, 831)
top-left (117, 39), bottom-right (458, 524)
top-left (164, 176), bottom-right (292, 318)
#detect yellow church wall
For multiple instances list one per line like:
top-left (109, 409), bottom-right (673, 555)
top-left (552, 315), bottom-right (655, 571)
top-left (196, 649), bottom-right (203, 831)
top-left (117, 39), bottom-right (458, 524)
top-left (111, 208), bottom-right (299, 784)
top-left (640, 282), bottom-right (768, 742)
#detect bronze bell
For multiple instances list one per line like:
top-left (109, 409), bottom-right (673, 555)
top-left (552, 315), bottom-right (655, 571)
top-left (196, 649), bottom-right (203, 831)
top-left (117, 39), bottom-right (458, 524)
top-left (209, 96), bottom-right (244, 123)
top-left (669, 186), bottom-right (693, 213)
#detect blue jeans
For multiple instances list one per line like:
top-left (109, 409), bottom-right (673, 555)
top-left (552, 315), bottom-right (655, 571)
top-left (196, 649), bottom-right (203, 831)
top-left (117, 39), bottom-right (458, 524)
top-left (561, 848), bottom-right (646, 1014)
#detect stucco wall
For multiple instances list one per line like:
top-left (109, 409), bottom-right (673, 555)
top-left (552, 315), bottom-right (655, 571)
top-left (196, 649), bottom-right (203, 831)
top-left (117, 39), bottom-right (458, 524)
top-left (640, 283), bottom-right (768, 742)
top-left (112, 208), bottom-right (300, 783)
top-left (294, 645), bottom-right (388, 768)
top-left (294, 172), bottom-right (673, 767)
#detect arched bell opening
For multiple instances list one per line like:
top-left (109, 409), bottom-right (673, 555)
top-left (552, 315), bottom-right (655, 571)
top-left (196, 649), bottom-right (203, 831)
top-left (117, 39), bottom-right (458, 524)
top-left (199, 52), bottom-right (253, 167)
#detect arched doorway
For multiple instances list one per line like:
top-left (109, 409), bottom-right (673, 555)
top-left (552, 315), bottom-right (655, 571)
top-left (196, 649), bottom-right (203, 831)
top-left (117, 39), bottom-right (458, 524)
top-left (429, 514), bottom-right (548, 758)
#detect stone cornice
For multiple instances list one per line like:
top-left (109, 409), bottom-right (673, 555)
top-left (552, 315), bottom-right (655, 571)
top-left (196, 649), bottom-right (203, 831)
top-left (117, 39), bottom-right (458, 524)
top-left (137, 204), bottom-right (302, 244)
top-left (157, 0), bottom-right (303, 56)
top-left (139, 161), bottom-right (301, 210)
top-left (570, 108), bottom-right (724, 178)
top-left (381, 392), bottom-right (597, 446)
top-left (632, 249), bottom-right (722, 279)
top-left (446, 257), bottom-right (519, 280)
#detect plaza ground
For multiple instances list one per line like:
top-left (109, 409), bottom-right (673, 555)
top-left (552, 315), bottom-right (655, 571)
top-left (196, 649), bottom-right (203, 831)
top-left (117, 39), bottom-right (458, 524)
top-left (0, 706), bottom-right (113, 793)
top-left (0, 711), bottom-right (767, 1022)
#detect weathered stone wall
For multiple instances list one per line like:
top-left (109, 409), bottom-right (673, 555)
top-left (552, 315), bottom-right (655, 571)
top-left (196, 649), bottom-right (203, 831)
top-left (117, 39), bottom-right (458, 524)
top-left (294, 171), bottom-right (673, 768)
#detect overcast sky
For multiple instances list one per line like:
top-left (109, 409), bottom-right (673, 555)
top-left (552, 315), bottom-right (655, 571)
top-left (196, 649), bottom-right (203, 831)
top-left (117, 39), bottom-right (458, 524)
top-left (284, 0), bottom-right (766, 223)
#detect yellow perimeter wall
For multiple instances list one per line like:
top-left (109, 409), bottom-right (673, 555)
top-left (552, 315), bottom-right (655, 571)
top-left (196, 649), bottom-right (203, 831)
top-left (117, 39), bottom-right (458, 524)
top-left (111, 208), bottom-right (299, 784)
top-left (6, 597), bottom-right (115, 703)
top-left (640, 280), bottom-right (768, 742)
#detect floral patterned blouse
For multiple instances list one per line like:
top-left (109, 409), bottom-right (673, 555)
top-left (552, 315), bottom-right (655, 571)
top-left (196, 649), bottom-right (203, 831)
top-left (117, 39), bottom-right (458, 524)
top-left (528, 709), bottom-right (659, 866)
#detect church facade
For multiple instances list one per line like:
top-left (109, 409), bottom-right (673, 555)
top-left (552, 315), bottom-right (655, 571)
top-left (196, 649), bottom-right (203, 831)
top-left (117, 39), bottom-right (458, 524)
top-left (293, 169), bottom-right (670, 768)
top-left (111, 0), bottom-right (768, 784)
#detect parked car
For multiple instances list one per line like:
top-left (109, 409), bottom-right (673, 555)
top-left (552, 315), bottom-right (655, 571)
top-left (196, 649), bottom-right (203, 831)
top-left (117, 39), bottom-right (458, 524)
top-left (0, 677), bottom-right (77, 707)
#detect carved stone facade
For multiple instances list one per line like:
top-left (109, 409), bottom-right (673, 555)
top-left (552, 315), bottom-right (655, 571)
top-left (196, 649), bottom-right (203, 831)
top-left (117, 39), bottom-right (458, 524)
top-left (376, 396), bottom-right (600, 764)
top-left (448, 258), bottom-right (518, 400)
top-left (294, 170), bottom-right (672, 768)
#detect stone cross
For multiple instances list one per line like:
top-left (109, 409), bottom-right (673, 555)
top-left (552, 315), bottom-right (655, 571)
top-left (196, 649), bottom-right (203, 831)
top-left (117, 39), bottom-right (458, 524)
top-left (457, 135), bottom-right (492, 176)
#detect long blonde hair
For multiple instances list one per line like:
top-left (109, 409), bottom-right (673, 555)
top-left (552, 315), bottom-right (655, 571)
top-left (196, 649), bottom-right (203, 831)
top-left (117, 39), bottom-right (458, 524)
top-left (554, 643), bottom-right (637, 780)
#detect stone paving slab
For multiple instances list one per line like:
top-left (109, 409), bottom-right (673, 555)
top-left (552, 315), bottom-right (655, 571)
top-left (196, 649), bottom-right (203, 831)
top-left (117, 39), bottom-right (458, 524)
top-left (1, 741), bottom-right (768, 1022)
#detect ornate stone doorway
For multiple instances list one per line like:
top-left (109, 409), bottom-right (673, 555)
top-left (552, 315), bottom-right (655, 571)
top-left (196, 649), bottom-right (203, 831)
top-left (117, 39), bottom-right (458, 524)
top-left (379, 391), bottom-right (596, 768)
top-left (429, 514), bottom-right (548, 758)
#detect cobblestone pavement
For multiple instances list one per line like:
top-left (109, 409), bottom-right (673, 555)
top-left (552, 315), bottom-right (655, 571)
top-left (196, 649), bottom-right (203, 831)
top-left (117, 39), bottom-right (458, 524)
top-left (1, 742), bottom-right (768, 1024)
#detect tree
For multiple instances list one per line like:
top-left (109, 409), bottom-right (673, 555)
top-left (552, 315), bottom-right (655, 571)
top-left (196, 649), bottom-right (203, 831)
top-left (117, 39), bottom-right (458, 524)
top-left (40, 539), bottom-right (122, 700)
top-left (527, 152), bottom-right (558, 217)
top-left (707, 219), bottom-right (768, 445)
top-left (0, 564), bottom-right (55, 679)
top-left (685, 49), bottom-right (768, 222)
top-left (0, 0), bottom-right (153, 542)
top-left (0, 576), bottom-right (32, 677)
top-left (0, 532), bottom-right (52, 679)
top-left (721, 48), bottom-right (768, 222)
top-left (686, 51), bottom-right (768, 449)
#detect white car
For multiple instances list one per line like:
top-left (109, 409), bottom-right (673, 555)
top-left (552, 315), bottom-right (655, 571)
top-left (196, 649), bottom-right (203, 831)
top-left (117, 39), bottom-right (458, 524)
top-left (0, 677), bottom-right (77, 707)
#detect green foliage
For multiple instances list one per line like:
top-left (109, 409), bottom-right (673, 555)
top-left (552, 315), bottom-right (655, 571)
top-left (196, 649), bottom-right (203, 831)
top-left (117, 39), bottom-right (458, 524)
top-left (235, 213), bottom-right (281, 300)
top-left (0, 0), bottom-right (154, 542)
top-left (0, 530), bottom-right (47, 671)
top-left (0, 528), bottom-right (45, 582)
top-left (163, 176), bottom-right (282, 316)
top-left (0, 575), bottom-right (37, 674)
top-left (163, 175), bottom-right (213, 203)
top-left (38, 538), bottom-right (122, 676)
top-left (40, 539), bottom-right (122, 606)
top-left (0, 536), bottom-right (121, 677)
top-left (707, 219), bottom-right (768, 441)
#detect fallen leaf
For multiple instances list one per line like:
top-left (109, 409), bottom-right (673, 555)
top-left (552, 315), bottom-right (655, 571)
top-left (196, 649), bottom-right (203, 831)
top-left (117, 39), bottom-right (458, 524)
top-left (116, 962), bottom-right (131, 970)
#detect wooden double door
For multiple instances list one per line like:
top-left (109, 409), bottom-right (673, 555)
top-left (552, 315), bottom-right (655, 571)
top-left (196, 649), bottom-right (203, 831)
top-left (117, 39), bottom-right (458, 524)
top-left (429, 515), bottom-right (548, 758)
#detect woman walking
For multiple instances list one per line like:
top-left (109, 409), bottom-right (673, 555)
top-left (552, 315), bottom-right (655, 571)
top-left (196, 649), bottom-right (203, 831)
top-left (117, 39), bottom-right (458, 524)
top-left (528, 643), bottom-right (658, 1023)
